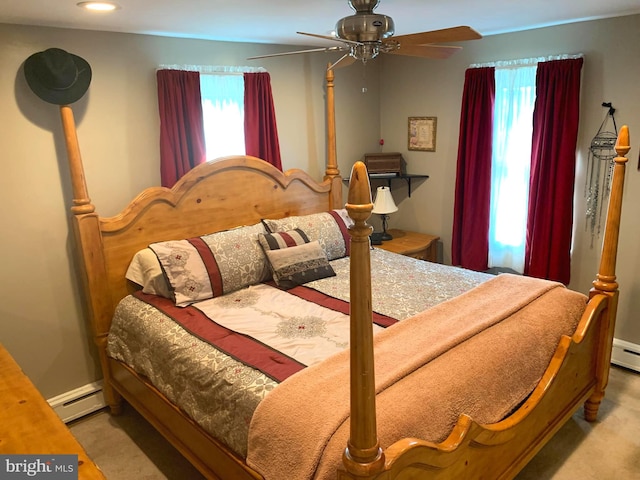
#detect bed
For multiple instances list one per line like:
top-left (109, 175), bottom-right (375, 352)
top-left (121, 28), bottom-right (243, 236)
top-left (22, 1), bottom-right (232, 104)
top-left (61, 66), bottom-right (631, 480)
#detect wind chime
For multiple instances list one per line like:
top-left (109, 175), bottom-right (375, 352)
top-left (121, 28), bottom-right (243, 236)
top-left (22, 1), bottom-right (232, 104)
top-left (585, 102), bottom-right (618, 247)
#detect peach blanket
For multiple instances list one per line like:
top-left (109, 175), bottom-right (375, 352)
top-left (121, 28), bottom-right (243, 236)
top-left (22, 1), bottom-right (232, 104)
top-left (246, 274), bottom-right (587, 480)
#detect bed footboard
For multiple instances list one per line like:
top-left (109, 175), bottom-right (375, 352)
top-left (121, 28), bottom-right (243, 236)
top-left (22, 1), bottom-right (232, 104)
top-left (339, 127), bottom-right (629, 480)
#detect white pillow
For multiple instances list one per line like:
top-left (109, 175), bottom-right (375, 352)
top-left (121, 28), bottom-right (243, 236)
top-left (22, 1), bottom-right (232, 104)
top-left (125, 248), bottom-right (172, 298)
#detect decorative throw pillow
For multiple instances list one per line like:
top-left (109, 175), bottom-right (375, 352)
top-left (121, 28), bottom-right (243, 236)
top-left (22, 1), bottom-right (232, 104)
top-left (262, 210), bottom-right (352, 260)
top-left (149, 222), bottom-right (270, 306)
top-left (258, 228), bottom-right (310, 250)
top-left (258, 229), bottom-right (336, 289)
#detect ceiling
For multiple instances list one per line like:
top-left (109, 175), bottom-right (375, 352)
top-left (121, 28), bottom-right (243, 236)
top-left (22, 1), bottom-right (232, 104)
top-left (2, 0), bottom-right (640, 47)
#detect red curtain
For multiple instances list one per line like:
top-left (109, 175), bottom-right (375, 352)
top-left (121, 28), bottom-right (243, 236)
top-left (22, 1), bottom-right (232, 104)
top-left (451, 67), bottom-right (495, 270)
top-left (157, 70), bottom-right (206, 188)
top-left (524, 58), bottom-right (584, 284)
top-left (243, 72), bottom-right (283, 171)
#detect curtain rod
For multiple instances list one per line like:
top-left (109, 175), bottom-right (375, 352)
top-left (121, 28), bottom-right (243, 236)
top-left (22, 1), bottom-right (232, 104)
top-left (470, 53), bottom-right (583, 69)
top-left (157, 64), bottom-right (267, 75)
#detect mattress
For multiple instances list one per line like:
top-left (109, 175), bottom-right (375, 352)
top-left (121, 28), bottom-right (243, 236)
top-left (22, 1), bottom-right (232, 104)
top-left (107, 248), bottom-right (491, 457)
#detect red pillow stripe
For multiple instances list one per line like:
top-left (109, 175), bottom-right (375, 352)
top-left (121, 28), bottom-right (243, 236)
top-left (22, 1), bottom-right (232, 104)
top-left (327, 210), bottom-right (351, 256)
top-left (188, 236), bottom-right (224, 296)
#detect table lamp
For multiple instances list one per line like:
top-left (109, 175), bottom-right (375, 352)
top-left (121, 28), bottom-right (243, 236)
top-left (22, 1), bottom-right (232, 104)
top-left (372, 186), bottom-right (398, 241)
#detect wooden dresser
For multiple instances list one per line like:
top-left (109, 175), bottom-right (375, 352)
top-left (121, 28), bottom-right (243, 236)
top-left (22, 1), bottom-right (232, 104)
top-left (0, 343), bottom-right (106, 479)
top-left (375, 229), bottom-right (440, 262)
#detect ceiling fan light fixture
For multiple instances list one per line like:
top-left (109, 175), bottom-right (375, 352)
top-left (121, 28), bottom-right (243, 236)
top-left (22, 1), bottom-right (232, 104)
top-left (351, 43), bottom-right (380, 62)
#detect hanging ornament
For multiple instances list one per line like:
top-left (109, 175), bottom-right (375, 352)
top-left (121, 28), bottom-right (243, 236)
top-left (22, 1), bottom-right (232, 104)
top-left (584, 102), bottom-right (617, 247)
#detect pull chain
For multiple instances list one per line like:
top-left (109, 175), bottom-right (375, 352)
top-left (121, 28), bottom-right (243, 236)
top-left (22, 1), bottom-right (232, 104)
top-left (361, 61), bottom-right (368, 93)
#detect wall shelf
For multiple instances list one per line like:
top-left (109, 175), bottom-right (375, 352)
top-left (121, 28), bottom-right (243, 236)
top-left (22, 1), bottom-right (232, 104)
top-left (343, 173), bottom-right (429, 197)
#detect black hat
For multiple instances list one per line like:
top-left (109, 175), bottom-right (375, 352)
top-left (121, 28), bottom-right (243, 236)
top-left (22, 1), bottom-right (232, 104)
top-left (24, 48), bottom-right (92, 105)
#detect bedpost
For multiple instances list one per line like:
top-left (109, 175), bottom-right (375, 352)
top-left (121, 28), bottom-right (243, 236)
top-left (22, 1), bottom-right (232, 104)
top-left (60, 105), bottom-right (122, 414)
top-left (324, 65), bottom-right (343, 209)
top-left (342, 161), bottom-right (385, 477)
top-left (585, 125), bottom-right (629, 421)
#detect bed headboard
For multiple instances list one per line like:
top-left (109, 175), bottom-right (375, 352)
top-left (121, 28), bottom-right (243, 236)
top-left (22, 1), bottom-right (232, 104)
top-left (64, 68), bottom-right (342, 364)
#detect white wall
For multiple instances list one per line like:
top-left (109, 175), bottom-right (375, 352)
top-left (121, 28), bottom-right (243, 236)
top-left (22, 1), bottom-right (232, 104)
top-left (0, 23), bottom-right (380, 398)
top-left (378, 14), bottom-right (640, 347)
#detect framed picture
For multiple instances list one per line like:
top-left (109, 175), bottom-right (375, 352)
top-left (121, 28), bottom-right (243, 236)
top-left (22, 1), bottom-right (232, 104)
top-left (408, 116), bottom-right (437, 152)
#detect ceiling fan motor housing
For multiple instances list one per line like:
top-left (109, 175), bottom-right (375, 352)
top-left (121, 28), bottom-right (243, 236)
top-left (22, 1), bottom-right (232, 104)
top-left (335, 13), bottom-right (395, 42)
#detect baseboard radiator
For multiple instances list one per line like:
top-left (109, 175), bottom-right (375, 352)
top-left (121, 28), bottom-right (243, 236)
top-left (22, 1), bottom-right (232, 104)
top-left (47, 381), bottom-right (106, 423)
top-left (611, 338), bottom-right (640, 373)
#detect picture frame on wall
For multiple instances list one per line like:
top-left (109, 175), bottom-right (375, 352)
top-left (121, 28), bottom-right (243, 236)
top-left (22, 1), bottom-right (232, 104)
top-left (408, 116), bottom-right (437, 152)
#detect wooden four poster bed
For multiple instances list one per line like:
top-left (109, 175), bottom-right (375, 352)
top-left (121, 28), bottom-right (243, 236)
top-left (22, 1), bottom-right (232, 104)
top-left (61, 66), bottom-right (630, 480)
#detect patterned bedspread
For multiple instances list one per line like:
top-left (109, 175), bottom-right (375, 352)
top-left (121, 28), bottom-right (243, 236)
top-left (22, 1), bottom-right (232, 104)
top-left (107, 248), bottom-right (491, 457)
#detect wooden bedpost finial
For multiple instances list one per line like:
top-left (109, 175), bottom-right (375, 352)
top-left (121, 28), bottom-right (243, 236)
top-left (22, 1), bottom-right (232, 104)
top-left (614, 124), bottom-right (630, 158)
top-left (346, 161), bottom-right (373, 223)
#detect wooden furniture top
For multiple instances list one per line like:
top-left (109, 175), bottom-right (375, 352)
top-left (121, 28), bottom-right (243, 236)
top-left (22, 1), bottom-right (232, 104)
top-left (0, 344), bottom-right (106, 479)
top-left (375, 229), bottom-right (440, 261)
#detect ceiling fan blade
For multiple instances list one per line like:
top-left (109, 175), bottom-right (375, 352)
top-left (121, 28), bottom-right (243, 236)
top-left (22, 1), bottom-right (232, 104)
top-left (247, 46), bottom-right (346, 60)
top-left (297, 31), bottom-right (362, 46)
top-left (328, 54), bottom-right (357, 70)
top-left (387, 26), bottom-right (482, 46)
top-left (386, 44), bottom-right (462, 60)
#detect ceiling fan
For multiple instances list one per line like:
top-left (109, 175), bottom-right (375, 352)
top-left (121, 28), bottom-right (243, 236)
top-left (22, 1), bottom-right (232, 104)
top-left (248, 0), bottom-right (482, 70)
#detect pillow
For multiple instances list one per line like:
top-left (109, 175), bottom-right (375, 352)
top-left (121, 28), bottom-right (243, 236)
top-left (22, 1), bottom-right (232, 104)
top-left (125, 248), bottom-right (172, 299)
top-left (258, 228), bottom-right (310, 250)
top-left (149, 222), bottom-right (270, 306)
top-left (258, 229), bottom-right (336, 289)
top-left (262, 209), bottom-right (352, 260)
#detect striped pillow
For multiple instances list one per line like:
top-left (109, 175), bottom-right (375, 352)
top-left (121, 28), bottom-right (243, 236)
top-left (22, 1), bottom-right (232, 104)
top-left (262, 210), bottom-right (352, 260)
top-left (258, 228), bottom-right (310, 250)
top-left (258, 229), bottom-right (336, 289)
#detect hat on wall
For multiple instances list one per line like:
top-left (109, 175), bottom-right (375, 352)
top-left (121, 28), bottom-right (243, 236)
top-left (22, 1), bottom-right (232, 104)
top-left (24, 48), bottom-right (92, 105)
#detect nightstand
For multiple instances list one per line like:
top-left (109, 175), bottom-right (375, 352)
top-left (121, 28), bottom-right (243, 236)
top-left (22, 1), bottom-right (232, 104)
top-left (375, 229), bottom-right (440, 262)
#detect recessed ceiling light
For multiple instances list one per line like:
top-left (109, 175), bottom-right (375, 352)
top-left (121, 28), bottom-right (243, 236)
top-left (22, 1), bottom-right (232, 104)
top-left (77, 2), bottom-right (120, 12)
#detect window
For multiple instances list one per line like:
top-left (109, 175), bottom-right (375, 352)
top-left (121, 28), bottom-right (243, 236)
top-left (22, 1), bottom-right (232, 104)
top-left (488, 65), bottom-right (537, 272)
top-left (200, 73), bottom-right (245, 160)
top-left (454, 56), bottom-right (583, 283)
top-left (156, 64), bottom-right (281, 188)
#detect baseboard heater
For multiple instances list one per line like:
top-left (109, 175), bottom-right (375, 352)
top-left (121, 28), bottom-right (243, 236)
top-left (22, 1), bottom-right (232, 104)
top-left (611, 338), bottom-right (640, 373)
top-left (47, 380), bottom-right (106, 423)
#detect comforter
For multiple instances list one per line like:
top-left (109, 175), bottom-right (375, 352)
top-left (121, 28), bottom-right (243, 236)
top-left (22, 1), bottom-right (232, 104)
top-left (107, 249), bottom-right (491, 456)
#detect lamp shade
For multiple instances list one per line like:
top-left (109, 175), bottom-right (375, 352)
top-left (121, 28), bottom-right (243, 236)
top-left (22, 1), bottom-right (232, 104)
top-left (372, 186), bottom-right (398, 215)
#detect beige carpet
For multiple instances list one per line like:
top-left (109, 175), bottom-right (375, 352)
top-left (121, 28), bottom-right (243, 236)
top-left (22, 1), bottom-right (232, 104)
top-left (69, 365), bottom-right (640, 479)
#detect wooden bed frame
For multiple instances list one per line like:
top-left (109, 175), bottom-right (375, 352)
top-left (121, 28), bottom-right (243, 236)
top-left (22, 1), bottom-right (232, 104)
top-left (60, 65), bottom-right (630, 479)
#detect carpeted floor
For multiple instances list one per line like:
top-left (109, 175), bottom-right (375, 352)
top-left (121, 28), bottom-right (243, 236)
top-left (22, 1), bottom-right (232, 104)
top-left (69, 365), bottom-right (640, 479)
